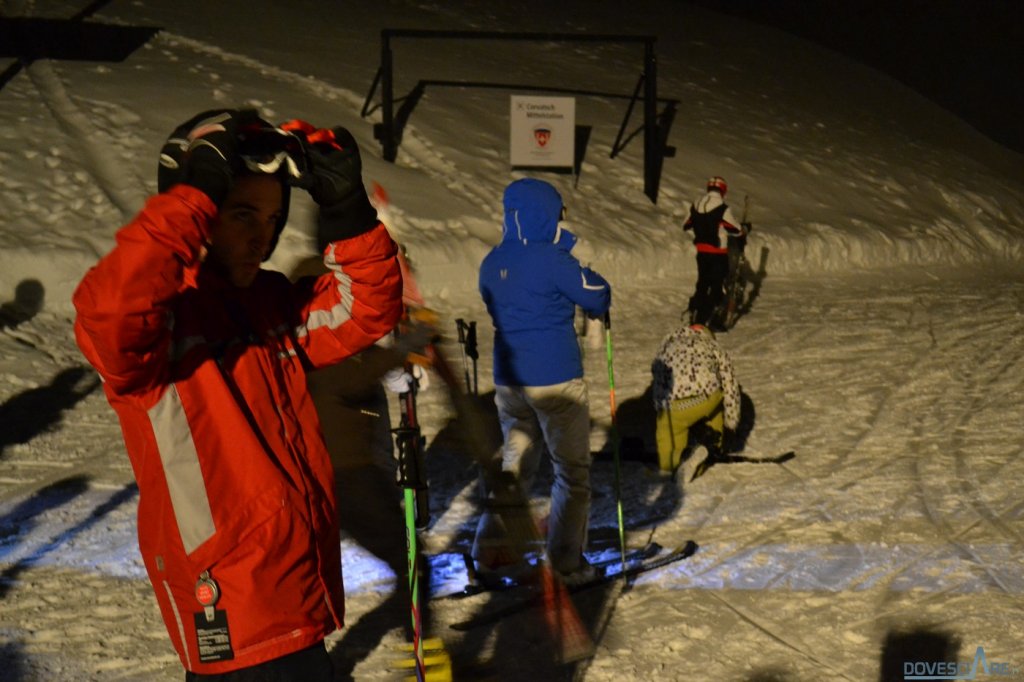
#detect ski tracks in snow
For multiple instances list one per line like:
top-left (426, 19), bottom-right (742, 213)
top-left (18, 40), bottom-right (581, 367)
top-left (725, 268), bottom-right (1024, 574)
top-left (23, 62), bottom-right (149, 222)
top-left (606, 267), bottom-right (1024, 678)
top-left (908, 289), bottom-right (1024, 592)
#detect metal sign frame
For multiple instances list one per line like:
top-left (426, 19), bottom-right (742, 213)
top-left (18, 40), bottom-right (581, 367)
top-left (364, 29), bottom-right (665, 203)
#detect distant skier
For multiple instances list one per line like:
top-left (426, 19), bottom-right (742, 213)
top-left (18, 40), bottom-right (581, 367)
top-left (651, 323), bottom-right (741, 476)
top-left (682, 176), bottom-right (749, 328)
top-left (473, 178), bottom-right (611, 585)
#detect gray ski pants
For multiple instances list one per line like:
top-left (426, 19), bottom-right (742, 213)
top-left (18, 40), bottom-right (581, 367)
top-left (474, 378), bottom-right (592, 574)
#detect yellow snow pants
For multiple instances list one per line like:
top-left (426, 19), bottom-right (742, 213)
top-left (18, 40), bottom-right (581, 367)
top-left (655, 391), bottom-right (724, 472)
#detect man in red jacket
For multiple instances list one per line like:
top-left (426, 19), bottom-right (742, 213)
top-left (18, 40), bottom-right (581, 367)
top-left (73, 109), bottom-right (403, 680)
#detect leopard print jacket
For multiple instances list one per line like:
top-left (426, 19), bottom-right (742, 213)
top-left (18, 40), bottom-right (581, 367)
top-left (651, 325), bottom-right (741, 430)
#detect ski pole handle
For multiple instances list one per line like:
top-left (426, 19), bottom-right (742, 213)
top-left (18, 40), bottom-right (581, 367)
top-left (465, 320), bottom-right (479, 360)
top-left (603, 311), bottom-right (611, 330)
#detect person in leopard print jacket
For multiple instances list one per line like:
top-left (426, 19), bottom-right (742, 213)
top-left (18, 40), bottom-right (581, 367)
top-left (651, 323), bottom-right (741, 474)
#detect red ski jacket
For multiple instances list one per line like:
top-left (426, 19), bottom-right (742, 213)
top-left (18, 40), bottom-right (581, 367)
top-left (73, 185), bottom-right (402, 674)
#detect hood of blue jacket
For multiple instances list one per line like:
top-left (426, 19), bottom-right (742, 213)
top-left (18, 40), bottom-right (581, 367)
top-left (501, 178), bottom-right (563, 245)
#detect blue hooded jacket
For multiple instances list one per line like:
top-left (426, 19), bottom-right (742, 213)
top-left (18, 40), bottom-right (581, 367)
top-left (479, 178), bottom-right (611, 387)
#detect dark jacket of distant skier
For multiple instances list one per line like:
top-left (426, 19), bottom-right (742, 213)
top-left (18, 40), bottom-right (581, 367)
top-left (683, 187), bottom-right (745, 256)
top-left (683, 177), bottom-right (748, 325)
top-left (479, 178), bottom-right (611, 387)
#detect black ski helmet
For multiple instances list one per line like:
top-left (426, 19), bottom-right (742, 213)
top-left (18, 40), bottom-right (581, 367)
top-left (157, 109), bottom-right (296, 261)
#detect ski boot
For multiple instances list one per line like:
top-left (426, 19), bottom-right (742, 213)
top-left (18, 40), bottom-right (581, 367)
top-left (690, 444), bottom-right (724, 481)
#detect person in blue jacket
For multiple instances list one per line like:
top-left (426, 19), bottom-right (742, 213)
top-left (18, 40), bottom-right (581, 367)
top-left (472, 178), bottom-right (611, 584)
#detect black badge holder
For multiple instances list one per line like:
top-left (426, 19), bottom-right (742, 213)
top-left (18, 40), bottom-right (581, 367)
top-left (194, 570), bottom-right (234, 663)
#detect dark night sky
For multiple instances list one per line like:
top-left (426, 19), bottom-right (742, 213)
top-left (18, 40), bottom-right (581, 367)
top-left (686, 0), bottom-right (1024, 155)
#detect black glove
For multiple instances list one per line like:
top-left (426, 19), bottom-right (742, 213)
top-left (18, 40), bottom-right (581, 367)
top-left (179, 109), bottom-right (260, 206)
top-left (741, 221), bottom-right (753, 233)
top-left (721, 428), bottom-right (738, 455)
top-left (292, 126), bottom-right (378, 246)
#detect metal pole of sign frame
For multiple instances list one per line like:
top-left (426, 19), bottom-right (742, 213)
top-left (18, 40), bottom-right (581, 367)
top-left (369, 30), bottom-right (664, 203)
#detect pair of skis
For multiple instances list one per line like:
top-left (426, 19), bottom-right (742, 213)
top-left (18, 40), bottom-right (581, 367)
top-left (452, 540), bottom-right (663, 598)
top-left (449, 540), bottom-right (699, 630)
top-left (710, 194), bottom-right (753, 331)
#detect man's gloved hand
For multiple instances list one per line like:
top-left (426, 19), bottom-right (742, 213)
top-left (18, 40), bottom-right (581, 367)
top-left (285, 124), bottom-right (379, 245)
top-left (741, 221), bottom-right (753, 233)
top-left (291, 126), bottom-right (363, 205)
top-left (180, 109), bottom-right (259, 206)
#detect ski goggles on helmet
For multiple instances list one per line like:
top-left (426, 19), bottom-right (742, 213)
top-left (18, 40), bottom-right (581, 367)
top-left (237, 124), bottom-right (307, 179)
top-left (706, 176), bottom-right (728, 195)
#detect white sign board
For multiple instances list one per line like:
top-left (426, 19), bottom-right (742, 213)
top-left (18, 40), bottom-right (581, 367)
top-left (509, 95), bottom-right (575, 168)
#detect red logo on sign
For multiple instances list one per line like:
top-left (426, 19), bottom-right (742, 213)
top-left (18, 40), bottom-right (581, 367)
top-left (534, 128), bottom-right (551, 148)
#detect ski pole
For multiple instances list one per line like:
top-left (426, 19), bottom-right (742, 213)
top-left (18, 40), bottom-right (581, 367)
top-left (603, 312), bottom-right (628, 578)
top-left (401, 480), bottom-right (425, 681)
top-left (397, 383), bottom-right (430, 529)
top-left (396, 431), bottom-right (425, 680)
top-left (455, 319), bottom-right (473, 395)
top-left (395, 369), bottom-right (428, 680)
top-left (465, 320), bottom-right (479, 396)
